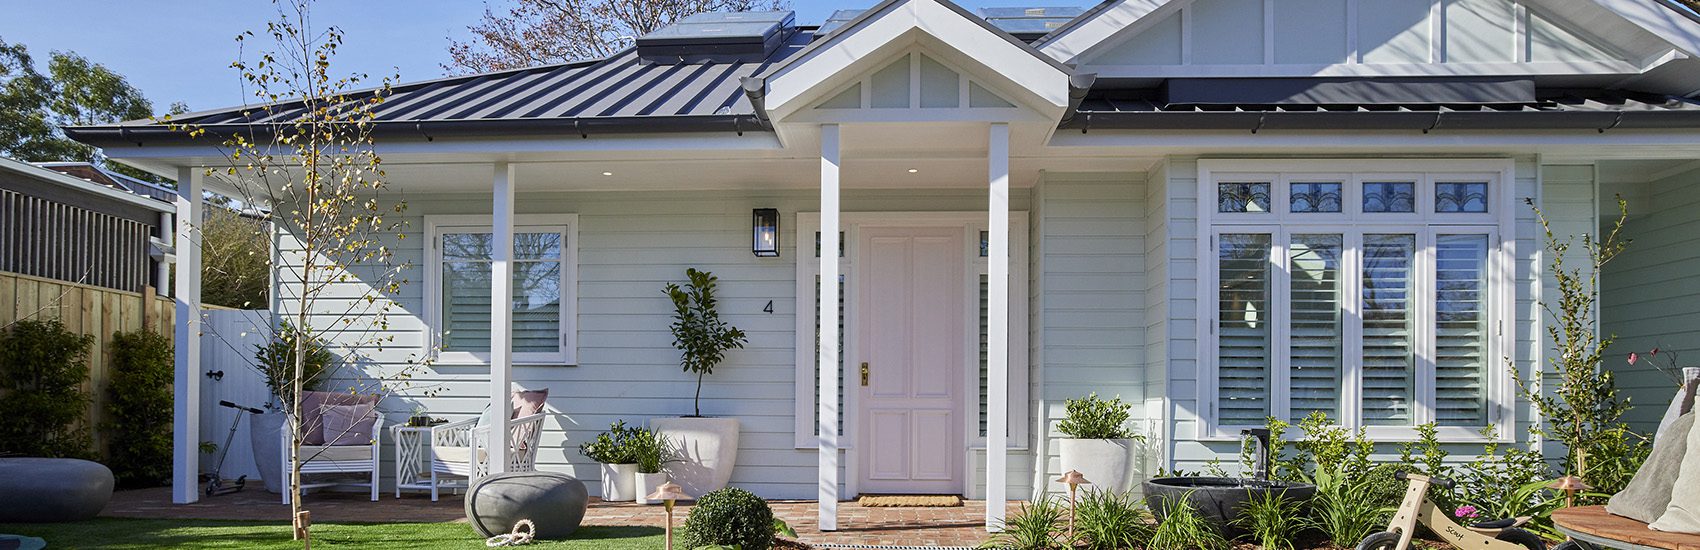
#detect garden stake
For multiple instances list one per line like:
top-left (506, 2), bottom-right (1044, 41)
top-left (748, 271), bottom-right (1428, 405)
top-left (647, 482), bottom-right (689, 550)
top-left (1056, 470), bottom-right (1090, 542)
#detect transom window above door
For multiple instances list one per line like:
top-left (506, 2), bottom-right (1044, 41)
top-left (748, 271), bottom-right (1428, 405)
top-left (1200, 160), bottom-right (1515, 442)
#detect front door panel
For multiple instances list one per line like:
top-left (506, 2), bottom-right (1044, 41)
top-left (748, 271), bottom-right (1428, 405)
top-left (857, 226), bottom-right (965, 494)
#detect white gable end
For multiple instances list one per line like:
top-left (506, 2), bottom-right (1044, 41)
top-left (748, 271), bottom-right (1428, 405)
top-left (1050, 0), bottom-right (1689, 78)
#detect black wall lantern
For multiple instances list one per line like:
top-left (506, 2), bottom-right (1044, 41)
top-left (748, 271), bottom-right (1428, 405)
top-left (752, 208), bottom-right (779, 257)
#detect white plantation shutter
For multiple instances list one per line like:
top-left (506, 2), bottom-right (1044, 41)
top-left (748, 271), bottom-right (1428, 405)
top-left (814, 274), bottom-right (846, 436)
top-left (979, 275), bottom-right (990, 436)
top-left (1434, 234), bottom-right (1490, 426)
top-left (439, 230), bottom-right (567, 357)
top-left (1218, 234), bottom-right (1273, 426)
top-left (1288, 234), bottom-right (1343, 420)
top-left (1361, 234), bottom-right (1416, 426)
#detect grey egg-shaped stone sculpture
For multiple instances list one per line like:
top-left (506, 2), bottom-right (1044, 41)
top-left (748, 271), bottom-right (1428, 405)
top-left (0, 458), bottom-right (114, 522)
top-left (465, 471), bottom-right (589, 540)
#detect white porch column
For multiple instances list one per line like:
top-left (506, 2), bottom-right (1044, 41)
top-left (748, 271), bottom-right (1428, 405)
top-left (171, 167), bottom-right (203, 504)
top-left (818, 123), bottom-right (842, 531)
top-left (986, 123), bottom-right (1010, 530)
top-left (489, 162), bottom-right (515, 473)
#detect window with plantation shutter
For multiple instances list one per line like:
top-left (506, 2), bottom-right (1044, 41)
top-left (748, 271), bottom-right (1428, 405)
top-left (1361, 234), bottom-right (1416, 426)
top-left (1434, 234), bottom-right (1490, 426)
top-left (1288, 234), bottom-right (1343, 420)
top-left (428, 216), bottom-right (577, 365)
top-left (1202, 161), bottom-right (1513, 441)
top-left (814, 274), bottom-right (845, 436)
top-left (1218, 234), bottom-right (1273, 427)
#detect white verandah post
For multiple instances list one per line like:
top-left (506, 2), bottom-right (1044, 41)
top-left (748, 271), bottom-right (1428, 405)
top-left (489, 162), bottom-right (515, 474)
top-left (986, 122), bottom-right (1010, 530)
top-left (172, 166), bottom-right (204, 504)
top-left (818, 123), bottom-right (842, 531)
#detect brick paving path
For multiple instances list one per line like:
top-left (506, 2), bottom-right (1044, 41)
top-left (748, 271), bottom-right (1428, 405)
top-left (105, 488), bottom-right (1017, 547)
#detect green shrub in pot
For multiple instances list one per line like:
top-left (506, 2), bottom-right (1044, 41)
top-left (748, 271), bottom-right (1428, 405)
top-left (1056, 393), bottom-right (1142, 494)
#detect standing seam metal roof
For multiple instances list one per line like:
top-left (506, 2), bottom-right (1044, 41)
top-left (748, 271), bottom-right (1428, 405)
top-left (148, 30), bottom-right (813, 129)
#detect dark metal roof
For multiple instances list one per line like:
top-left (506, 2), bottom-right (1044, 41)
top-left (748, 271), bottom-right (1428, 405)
top-left (65, 29), bottom-right (816, 145)
top-left (1065, 88), bottom-right (1700, 131)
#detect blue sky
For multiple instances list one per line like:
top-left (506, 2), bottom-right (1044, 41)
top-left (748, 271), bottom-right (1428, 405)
top-left (1, 0), bottom-right (1067, 115)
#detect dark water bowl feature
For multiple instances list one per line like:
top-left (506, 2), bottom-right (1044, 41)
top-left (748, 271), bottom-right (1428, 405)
top-left (1143, 477), bottom-right (1316, 538)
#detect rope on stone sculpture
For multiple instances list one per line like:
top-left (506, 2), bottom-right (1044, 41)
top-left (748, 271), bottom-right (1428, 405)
top-left (485, 519), bottom-right (535, 547)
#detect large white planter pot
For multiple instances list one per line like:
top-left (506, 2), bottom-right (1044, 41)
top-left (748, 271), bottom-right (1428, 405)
top-left (650, 417), bottom-right (739, 499)
top-left (248, 411), bottom-right (286, 494)
top-left (1058, 438), bottom-right (1136, 495)
top-left (634, 472), bottom-right (668, 505)
top-left (600, 463), bottom-right (639, 502)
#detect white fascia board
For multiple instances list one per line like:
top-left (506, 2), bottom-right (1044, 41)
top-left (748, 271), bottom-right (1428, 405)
top-left (1589, 0), bottom-right (1700, 57)
top-left (764, 0), bottom-right (1071, 118)
top-left (1038, 0), bottom-right (1182, 64)
top-left (1047, 129), bottom-right (1700, 155)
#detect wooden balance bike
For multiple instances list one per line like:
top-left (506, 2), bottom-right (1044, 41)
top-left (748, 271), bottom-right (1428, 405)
top-left (1356, 471), bottom-right (1546, 550)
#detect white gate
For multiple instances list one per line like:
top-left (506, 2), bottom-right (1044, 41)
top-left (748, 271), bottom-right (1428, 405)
top-left (197, 309), bottom-right (273, 480)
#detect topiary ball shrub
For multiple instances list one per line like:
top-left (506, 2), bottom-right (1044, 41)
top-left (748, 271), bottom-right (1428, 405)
top-left (680, 487), bottom-right (776, 550)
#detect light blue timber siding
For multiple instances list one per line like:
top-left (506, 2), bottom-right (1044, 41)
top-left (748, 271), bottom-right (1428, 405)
top-left (1603, 165), bottom-right (1700, 434)
top-left (1163, 157), bottom-right (1565, 471)
top-left (1031, 171), bottom-right (1149, 496)
top-left (281, 187), bottom-right (1042, 500)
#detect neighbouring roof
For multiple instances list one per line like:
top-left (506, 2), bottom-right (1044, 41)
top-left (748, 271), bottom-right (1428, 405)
top-left (35, 161), bottom-right (175, 203)
top-left (0, 156), bottom-right (174, 213)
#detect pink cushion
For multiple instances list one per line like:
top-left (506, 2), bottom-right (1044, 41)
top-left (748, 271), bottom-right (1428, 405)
top-left (319, 403), bottom-right (377, 446)
top-left (299, 391), bottom-right (379, 445)
top-left (511, 388), bottom-right (548, 418)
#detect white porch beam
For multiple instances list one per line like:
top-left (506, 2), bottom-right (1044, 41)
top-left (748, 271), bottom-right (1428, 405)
top-left (171, 167), bottom-right (203, 504)
top-left (489, 162), bottom-right (515, 473)
top-left (818, 124), bottom-right (842, 532)
top-left (986, 123), bottom-right (1010, 531)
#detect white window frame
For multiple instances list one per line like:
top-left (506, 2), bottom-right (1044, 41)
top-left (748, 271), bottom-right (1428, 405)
top-left (424, 214), bottom-right (579, 366)
top-left (792, 212), bottom-right (1030, 453)
top-left (1198, 159), bottom-right (1515, 443)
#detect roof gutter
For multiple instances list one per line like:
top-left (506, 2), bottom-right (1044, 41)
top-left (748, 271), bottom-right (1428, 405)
top-left (1060, 72), bottom-right (1097, 124)
top-left (1062, 109), bottom-right (1700, 132)
top-left (739, 76), bottom-right (772, 128)
top-left (63, 115), bottom-right (771, 147)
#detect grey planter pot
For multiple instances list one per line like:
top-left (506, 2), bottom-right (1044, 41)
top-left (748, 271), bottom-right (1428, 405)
top-left (1143, 477), bottom-right (1315, 539)
top-left (249, 411), bottom-right (286, 494)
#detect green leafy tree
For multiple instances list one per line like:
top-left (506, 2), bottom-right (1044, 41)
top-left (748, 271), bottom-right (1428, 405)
top-left (104, 330), bottom-right (175, 487)
top-left (201, 206), bottom-right (271, 309)
top-left (1513, 197), bottom-right (1648, 502)
top-left (0, 36), bottom-right (163, 183)
top-left (446, 0), bottom-right (789, 73)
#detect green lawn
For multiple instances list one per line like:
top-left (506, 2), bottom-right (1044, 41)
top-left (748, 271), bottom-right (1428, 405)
top-left (0, 518), bottom-right (665, 549)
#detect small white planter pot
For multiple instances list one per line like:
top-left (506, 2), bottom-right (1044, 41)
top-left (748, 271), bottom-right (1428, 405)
top-left (650, 417), bottom-right (739, 498)
top-left (1058, 438), bottom-right (1136, 495)
top-left (634, 472), bottom-right (668, 505)
top-left (600, 463), bottom-right (639, 502)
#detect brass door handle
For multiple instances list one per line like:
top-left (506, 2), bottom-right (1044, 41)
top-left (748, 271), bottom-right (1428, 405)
top-left (860, 362), bottom-right (870, 386)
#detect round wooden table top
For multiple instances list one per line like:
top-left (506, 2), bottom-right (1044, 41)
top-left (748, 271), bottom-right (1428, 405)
top-left (1552, 506), bottom-right (1700, 550)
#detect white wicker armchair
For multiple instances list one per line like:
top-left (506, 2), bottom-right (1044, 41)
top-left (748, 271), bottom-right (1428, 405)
top-left (282, 412), bottom-right (384, 504)
top-left (426, 411), bottom-right (545, 501)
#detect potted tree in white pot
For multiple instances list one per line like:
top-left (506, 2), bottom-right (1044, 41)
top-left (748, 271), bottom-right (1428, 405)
top-left (650, 268), bottom-right (748, 498)
top-left (250, 323), bottom-right (333, 494)
top-left (1056, 393), bottom-right (1143, 494)
top-left (580, 420), bottom-right (640, 501)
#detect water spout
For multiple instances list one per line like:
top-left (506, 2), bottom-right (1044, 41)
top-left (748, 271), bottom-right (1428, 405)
top-left (1241, 428), bottom-right (1271, 484)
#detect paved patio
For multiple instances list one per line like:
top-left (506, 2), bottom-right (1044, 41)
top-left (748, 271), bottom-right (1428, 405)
top-left (104, 487), bottom-right (1020, 547)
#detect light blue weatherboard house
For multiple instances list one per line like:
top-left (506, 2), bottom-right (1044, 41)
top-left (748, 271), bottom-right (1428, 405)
top-left (68, 0), bottom-right (1700, 531)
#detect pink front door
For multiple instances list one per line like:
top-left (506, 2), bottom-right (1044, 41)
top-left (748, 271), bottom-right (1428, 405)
top-left (856, 226), bottom-right (966, 494)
